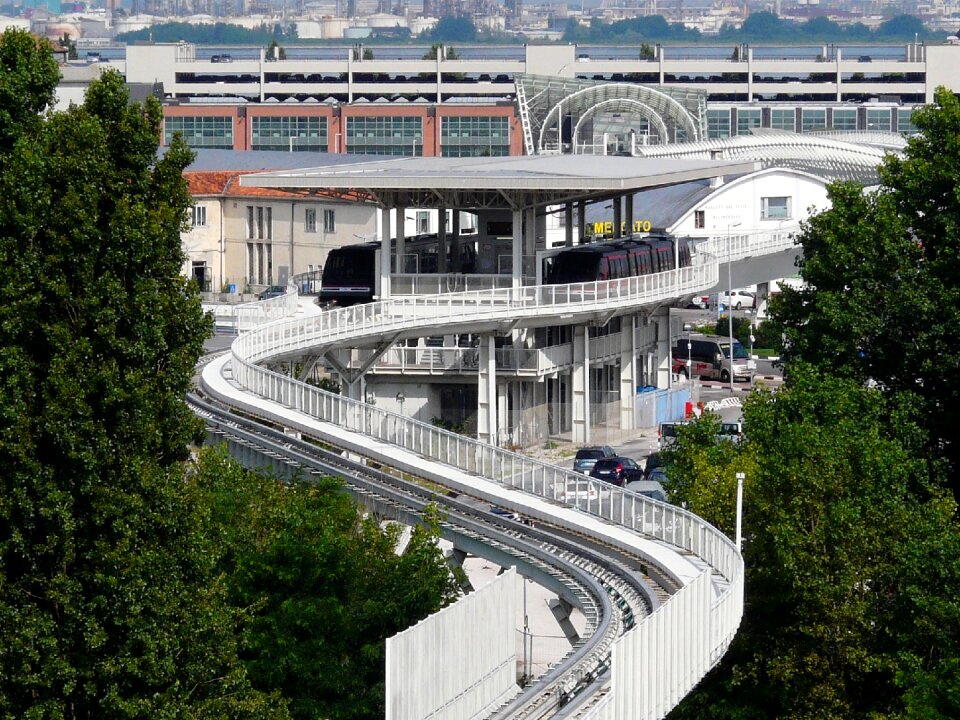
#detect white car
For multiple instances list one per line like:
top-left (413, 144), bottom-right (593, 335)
top-left (717, 289), bottom-right (755, 310)
top-left (557, 477), bottom-right (600, 503)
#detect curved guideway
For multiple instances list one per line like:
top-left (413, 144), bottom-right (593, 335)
top-left (204, 254), bottom-right (749, 720)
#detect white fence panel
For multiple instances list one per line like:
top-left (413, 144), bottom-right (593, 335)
top-left (386, 568), bottom-right (518, 720)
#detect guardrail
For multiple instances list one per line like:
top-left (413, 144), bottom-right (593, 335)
top-left (221, 256), bottom-right (747, 718)
top-left (201, 285), bottom-right (299, 333)
top-left (391, 273), bottom-right (528, 295)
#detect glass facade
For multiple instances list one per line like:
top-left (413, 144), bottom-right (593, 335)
top-left (164, 116), bottom-right (233, 149)
top-left (252, 116), bottom-right (327, 151)
top-left (736, 108), bottom-right (761, 136)
top-left (801, 109), bottom-right (827, 132)
top-left (832, 108), bottom-right (857, 131)
top-left (706, 109), bottom-right (730, 139)
top-left (770, 108), bottom-right (795, 131)
top-left (897, 108), bottom-right (917, 135)
top-left (866, 108), bottom-right (892, 132)
top-left (441, 116), bottom-right (510, 157)
top-left (346, 116), bottom-right (423, 156)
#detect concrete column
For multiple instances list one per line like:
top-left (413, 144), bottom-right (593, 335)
top-left (477, 335), bottom-right (497, 445)
top-left (451, 210), bottom-right (462, 272)
top-left (509, 381), bottom-right (522, 447)
top-left (548, 598), bottom-right (581, 644)
top-left (756, 280), bottom-right (771, 319)
top-left (572, 325), bottom-right (591, 444)
top-left (836, 48), bottom-right (842, 102)
top-left (577, 200), bottom-right (586, 245)
top-left (445, 548), bottom-right (475, 593)
top-left (524, 207), bottom-right (536, 273)
top-left (511, 208), bottom-right (523, 288)
top-left (613, 198), bottom-right (622, 239)
top-left (625, 193), bottom-right (634, 236)
top-left (379, 206), bottom-right (392, 299)
top-left (747, 47), bottom-right (753, 102)
top-left (564, 203), bottom-right (574, 246)
top-left (654, 307), bottom-right (672, 389)
top-left (620, 316), bottom-right (636, 431)
top-left (437, 206), bottom-right (448, 273)
top-left (498, 382), bottom-right (510, 446)
top-left (396, 205), bottom-right (406, 273)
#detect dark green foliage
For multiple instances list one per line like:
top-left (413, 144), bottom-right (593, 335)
top-left (0, 30), bottom-right (284, 718)
top-left (192, 448), bottom-right (461, 720)
top-left (776, 87), bottom-right (960, 492)
top-left (117, 21), bottom-right (296, 45)
top-left (425, 16), bottom-right (478, 43)
top-left (667, 367), bottom-right (960, 719)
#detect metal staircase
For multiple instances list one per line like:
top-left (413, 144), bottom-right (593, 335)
top-left (514, 82), bottom-right (537, 156)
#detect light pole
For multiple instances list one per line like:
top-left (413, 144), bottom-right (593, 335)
top-left (735, 471), bottom-right (745, 551)
top-left (683, 321), bottom-right (693, 383)
top-left (726, 221), bottom-right (742, 393)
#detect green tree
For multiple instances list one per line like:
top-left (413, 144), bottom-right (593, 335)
top-left (774, 86), bottom-right (960, 493)
top-left (266, 38), bottom-right (286, 60)
top-left (192, 448), bottom-right (461, 720)
top-left (667, 367), bottom-right (960, 719)
top-left (0, 30), bottom-right (284, 718)
top-left (426, 16), bottom-right (478, 42)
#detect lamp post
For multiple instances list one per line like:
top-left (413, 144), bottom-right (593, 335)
top-left (726, 221), bottom-right (742, 393)
top-left (735, 471), bottom-right (745, 551)
top-left (682, 321), bottom-right (693, 383)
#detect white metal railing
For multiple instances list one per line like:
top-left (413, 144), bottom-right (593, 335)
top-left (201, 285), bottom-right (299, 332)
top-left (222, 256), bottom-right (745, 719)
top-left (696, 228), bottom-right (796, 260)
top-left (391, 273), bottom-right (523, 295)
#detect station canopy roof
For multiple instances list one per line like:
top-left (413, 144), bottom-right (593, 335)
top-left (240, 154), bottom-right (759, 209)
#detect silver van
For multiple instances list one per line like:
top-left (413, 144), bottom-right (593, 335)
top-left (673, 334), bottom-right (755, 383)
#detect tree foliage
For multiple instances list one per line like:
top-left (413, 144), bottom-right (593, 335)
top-left (0, 30), bottom-right (285, 718)
top-left (191, 448), bottom-right (461, 720)
top-left (666, 367), bottom-right (960, 719)
top-left (774, 86), bottom-right (960, 493)
top-left (425, 16), bottom-right (478, 43)
top-left (116, 21), bottom-right (296, 45)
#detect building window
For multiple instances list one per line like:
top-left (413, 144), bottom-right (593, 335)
top-left (832, 108), bottom-right (857, 131)
top-left (707, 109), bottom-right (731, 139)
top-left (867, 108), bottom-right (892, 132)
top-left (417, 210), bottom-right (430, 234)
top-left (191, 205), bottom-right (207, 228)
top-left (345, 116), bottom-right (422, 156)
top-left (164, 115), bottom-right (233, 149)
top-left (897, 108), bottom-right (918, 135)
top-left (761, 196), bottom-right (792, 220)
top-left (801, 109), bottom-right (827, 133)
top-left (440, 116), bottom-right (510, 157)
top-left (770, 108), bottom-right (795, 131)
top-left (305, 208), bottom-right (317, 233)
top-left (736, 109), bottom-right (761, 136)
top-left (246, 206), bottom-right (255, 238)
top-left (694, 210), bottom-right (705, 229)
top-left (323, 209), bottom-right (335, 233)
top-left (252, 115), bottom-right (327, 151)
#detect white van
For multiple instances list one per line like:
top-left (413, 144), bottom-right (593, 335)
top-left (672, 334), bottom-right (755, 383)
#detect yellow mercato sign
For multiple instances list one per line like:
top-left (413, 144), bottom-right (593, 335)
top-left (587, 220), bottom-right (654, 236)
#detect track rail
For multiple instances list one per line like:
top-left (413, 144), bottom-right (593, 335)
top-left (189, 392), bottom-right (681, 718)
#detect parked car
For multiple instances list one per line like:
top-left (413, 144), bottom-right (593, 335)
top-left (658, 420), bottom-right (691, 449)
top-left (643, 451), bottom-right (663, 478)
top-left (573, 445), bottom-right (616, 474)
top-left (257, 285), bottom-right (288, 301)
top-left (718, 420), bottom-right (745, 445)
top-left (625, 476), bottom-right (668, 502)
top-left (717, 289), bottom-right (755, 310)
top-left (590, 456), bottom-right (644, 487)
top-left (557, 476), bottom-right (600, 503)
top-left (687, 294), bottom-right (711, 309)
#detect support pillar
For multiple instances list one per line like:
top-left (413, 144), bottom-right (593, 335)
top-left (548, 598), bottom-right (581, 644)
top-left (396, 205), bottom-right (406, 273)
top-left (509, 381), bottom-right (522, 447)
top-left (445, 548), bottom-right (475, 594)
top-left (625, 193), bottom-right (634, 236)
top-left (572, 325), bottom-right (591, 444)
top-left (451, 210), bottom-right (461, 272)
top-left (620, 316), bottom-right (636, 431)
top-left (577, 200), bottom-right (586, 245)
top-left (654, 307), bottom-right (672, 389)
top-left (477, 335), bottom-right (498, 445)
top-left (613, 198), bottom-right (622, 239)
top-left (756, 280), bottom-right (770, 319)
top-left (437, 205), bottom-right (448, 273)
top-left (511, 208), bottom-right (523, 288)
top-left (564, 203), bottom-right (574, 247)
top-left (524, 207), bottom-right (536, 278)
top-left (379, 206), bottom-right (392, 299)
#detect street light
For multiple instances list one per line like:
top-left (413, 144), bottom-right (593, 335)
top-left (726, 221), bottom-right (742, 393)
top-left (735, 471), bottom-right (745, 551)
top-left (682, 321), bottom-right (694, 383)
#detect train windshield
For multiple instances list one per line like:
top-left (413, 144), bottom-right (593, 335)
top-left (323, 248), bottom-right (371, 284)
top-left (719, 341), bottom-right (749, 360)
top-left (550, 252), bottom-right (601, 284)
